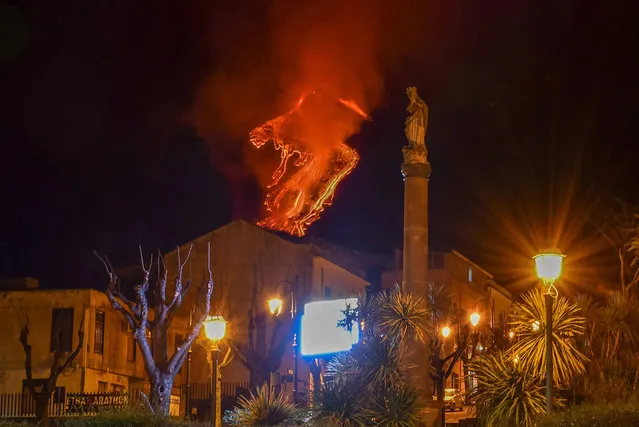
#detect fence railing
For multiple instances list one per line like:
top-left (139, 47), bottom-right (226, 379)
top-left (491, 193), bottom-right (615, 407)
top-left (0, 391), bottom-right (141, 418)
top-left (0, 383), bottom-right (250, 419)
top-left (187, 381), bottom-right (250, 400)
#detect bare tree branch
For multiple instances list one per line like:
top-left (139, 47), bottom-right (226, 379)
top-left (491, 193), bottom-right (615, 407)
top-left (19, 319), bottom-right (37, 397)
top-left (55, 316), bottom-right (85, 375)
top-left (166, 245), bottom-right (194, 322)
top-left (167, 243), bottom-right (213, 373)
top-left (95, 252), bottom-right (139, 319)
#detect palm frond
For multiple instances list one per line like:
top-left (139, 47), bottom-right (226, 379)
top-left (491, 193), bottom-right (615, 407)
top-left (469, 352), bottom-right (551, 427)
top-left (426, 282), bottom-right (450, 322)
top-left (374, 285), bottom-right (430, 345)
top-left (326, 334), bottom-right (405, 390)
top-left (507, 288), bottom-right (588, 385)
top-left (225, 384), bottom-right (300, 426)
top-left (365, 385), bottom-right (423, 427)
top-left (305, 375), bottom-right (369, 426)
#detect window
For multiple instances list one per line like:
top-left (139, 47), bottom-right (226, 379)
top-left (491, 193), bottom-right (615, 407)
top-left (50, 308), bottom-right (74, 352)
top-left (111, 384), bottom-right (125, 394)
top-left (98, 381), bottom-right (108, 393)
top-left (468, 267), bottom-right (473, 283)
top-left (94, 311), bottom-right (105, 354)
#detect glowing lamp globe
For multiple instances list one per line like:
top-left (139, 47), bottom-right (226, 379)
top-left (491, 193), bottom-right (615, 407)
top-left (441, 326), bottom-right (451, 338)
top-left (268, 298), bottom-right (283, 316)
top-left (533, 250), bottom-right (564, 285)
top-left (204, 316), bottom-right (227, 343)
top-left (469, 312), bottom-right (480, 327)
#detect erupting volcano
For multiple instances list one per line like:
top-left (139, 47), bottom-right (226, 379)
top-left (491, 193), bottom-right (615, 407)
top-left (250, 90), bottom-right (370, 236)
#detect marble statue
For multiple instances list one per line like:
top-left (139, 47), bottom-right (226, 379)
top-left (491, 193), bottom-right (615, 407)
top-left (403, 86), bottom-right (429, 164)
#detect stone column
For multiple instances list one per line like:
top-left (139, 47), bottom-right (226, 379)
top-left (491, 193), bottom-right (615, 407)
top-left (401, 161), bottom-right (431, 296)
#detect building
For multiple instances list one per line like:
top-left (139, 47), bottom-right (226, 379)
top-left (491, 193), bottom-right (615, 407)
top-left (162, 220), bottom-right (369, 408)
top-left (381, 249), bottom-right (512, 393)
top-left (0, 286), bottom-right (189, 401)
top-left (0, 220), bottom-right (368, 419)
top-left (382, 250), bottom-right (511, 326)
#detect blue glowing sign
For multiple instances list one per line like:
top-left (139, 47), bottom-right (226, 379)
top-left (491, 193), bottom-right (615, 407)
top-left (300, 298), bottom-right (360, 356)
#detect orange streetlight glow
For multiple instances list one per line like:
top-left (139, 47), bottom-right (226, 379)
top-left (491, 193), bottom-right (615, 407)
top-left (469, 312), bottom-right (480, 327)
top-left (268, 298), bottom-right (283, 316)
top-left (441, 326), bottom-right (451, 338)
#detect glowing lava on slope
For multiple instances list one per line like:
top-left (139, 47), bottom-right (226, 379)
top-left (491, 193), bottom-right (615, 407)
top-left (250, 90), bottom-right (370, 236)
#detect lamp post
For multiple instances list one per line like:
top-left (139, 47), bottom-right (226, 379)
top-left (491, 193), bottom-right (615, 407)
top-left (204, 315), bottom-right (227, 427)
top-left (267, 276), bottom-right (299, 403)
top-left (533, 250), bottom-right (564, 415)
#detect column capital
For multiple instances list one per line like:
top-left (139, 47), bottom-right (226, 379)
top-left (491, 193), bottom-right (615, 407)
top-left (401, 162), bottom-right (431, 179)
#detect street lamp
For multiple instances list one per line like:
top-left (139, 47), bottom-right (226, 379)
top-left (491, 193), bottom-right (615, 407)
top-left (268, 298), bottom-right (283, 316)
top-left (469, 312), bottom-right (480, 327)
top-left (267, 277), bottom-right (299, 403)
top-left (204, 315), bottom-right (227, 427)
top-left (533, 249), bottom-right (564, 415)
top-left (441, 326), bottom-right (451, 338)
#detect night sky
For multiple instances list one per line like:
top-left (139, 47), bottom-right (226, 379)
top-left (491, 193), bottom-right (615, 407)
top-left (1, 0), bottom-right (638, 293)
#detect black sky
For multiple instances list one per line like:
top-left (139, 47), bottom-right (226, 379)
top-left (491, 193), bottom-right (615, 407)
top-left (1, 0), bottom-right (638, 292)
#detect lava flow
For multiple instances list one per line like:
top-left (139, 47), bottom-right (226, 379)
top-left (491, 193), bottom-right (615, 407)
top-left (250, 90), bottom-right (369, 236)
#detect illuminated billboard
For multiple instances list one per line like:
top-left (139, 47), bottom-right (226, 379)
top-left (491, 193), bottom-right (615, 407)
top-left (300, 298), bottom-right (360, 356)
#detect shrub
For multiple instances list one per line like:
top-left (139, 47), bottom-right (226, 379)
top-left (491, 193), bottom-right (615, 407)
top-left (366, 385), bottom-right (422, 427)
top-left (534, 402), bottom-right (639, 426)
top-left (56, 407), bottom-right (206, 427)
top-left (304, 375), bottom-right (369, 426)
top-left (469, 352), bottom-right (553, 427)
top-left (224, 385), bottom-right (300, 426)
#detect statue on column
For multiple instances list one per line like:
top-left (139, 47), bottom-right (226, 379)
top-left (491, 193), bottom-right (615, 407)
top-left (403, 86), bottom-right (429, 165)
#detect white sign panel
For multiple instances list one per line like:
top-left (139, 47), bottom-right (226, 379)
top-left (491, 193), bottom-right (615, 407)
top-left (300, 298), bottom-right (360, 356)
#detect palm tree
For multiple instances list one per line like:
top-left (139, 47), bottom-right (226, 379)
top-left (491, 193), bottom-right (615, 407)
top-left (507, 288), bottom-right (588, 385)
top-left (306, 286), bottom-right (428, 426)
top-left (469, 352), bottom-right (549, 427)
top-left (578, 290), bottom-right (639, 401)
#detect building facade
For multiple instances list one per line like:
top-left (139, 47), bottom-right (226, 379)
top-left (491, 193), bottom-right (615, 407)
top-left (381, 249), bottom-right (513, 393)
top-left (0, 288), bottom-right (189, 398)
top-left (162, 220), bottom-right (370, 406)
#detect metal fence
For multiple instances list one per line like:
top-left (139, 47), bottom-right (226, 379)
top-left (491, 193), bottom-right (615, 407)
top-left (0, 384), bottom-right (251, 419)
top-left (0, 391), bottom-right (141, 418)
top-left (187, 381), bottom-right (250, 400)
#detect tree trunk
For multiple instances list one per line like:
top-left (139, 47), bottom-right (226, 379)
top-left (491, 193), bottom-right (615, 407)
top-left (249, 367), bottom-right (269, 389)
top-left (149, 372), bottom-right (175, 416)
top-left (34, 395), bottom-right (50, 427)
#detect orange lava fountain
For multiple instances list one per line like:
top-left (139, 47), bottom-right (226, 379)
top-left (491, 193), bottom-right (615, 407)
top-left (250, 90), bottom-right (369, 236)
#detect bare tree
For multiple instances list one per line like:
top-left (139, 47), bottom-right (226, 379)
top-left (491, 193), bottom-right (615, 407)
top-left (19, 316), bottom-right (84, 427)
top-left (96, 244), bottom-right (213, 415)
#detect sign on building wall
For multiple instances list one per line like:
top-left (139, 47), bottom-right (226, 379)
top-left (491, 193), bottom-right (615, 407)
top-left (66, 393), bottom-right (128, 414)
